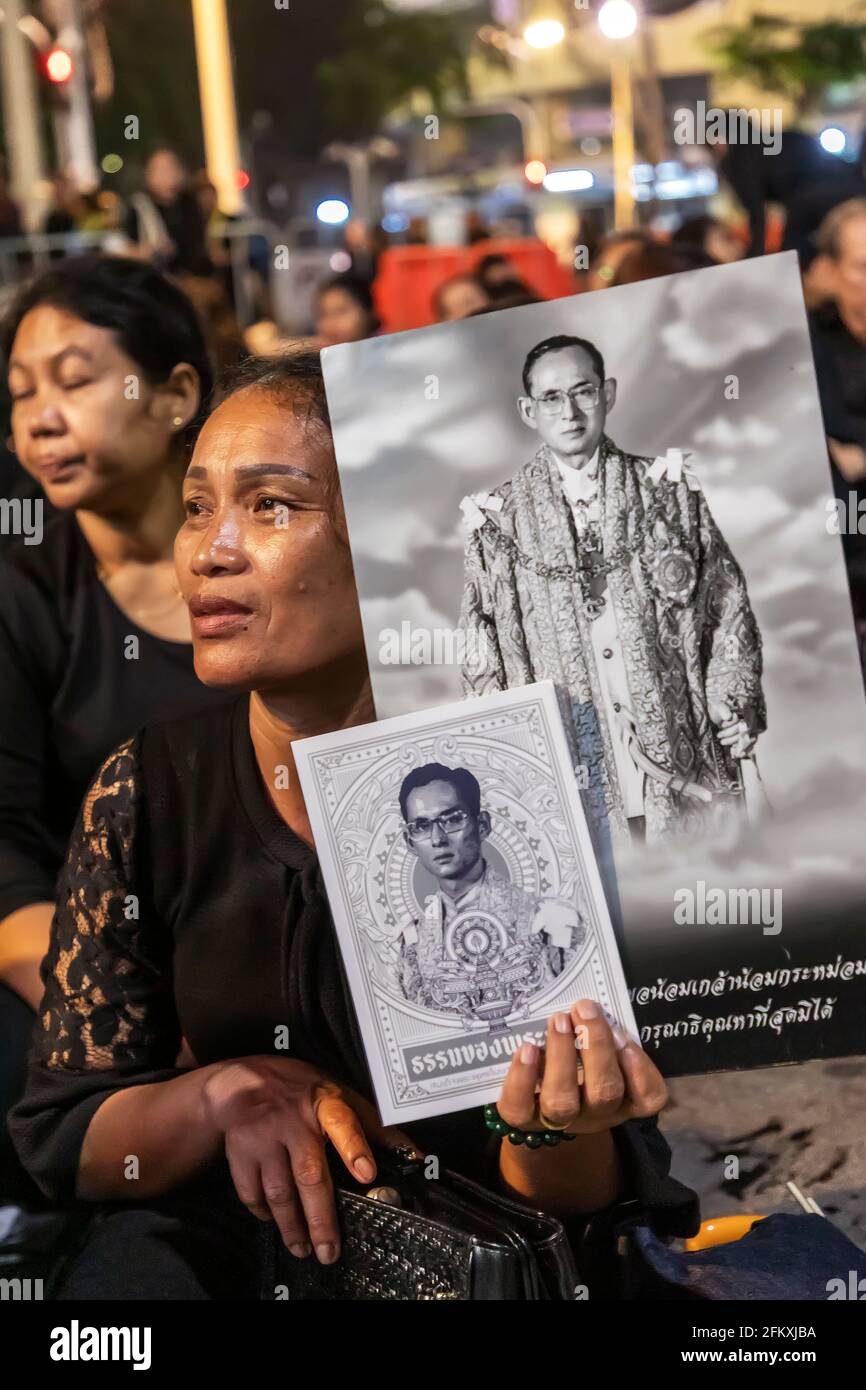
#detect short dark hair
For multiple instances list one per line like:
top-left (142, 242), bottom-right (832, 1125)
top-left (217, 347), bottom-right (330, 430)
top-left (216, 349), bottom-right (345, 529)
top-left (2, 254), bottom-right (214, 447)
top-left (399, 763), bottom-right (481, 821)
top-left (522, 334), bottom-right (605, 396)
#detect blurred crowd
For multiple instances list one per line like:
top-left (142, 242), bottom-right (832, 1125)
top-left (1, 134), bottom-right (865, 669)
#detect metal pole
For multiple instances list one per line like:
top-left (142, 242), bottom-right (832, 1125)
top-left (0, 0), bottom-right (49, 229)
top-left (610, 48), bottom-right (636, 230)
top-left (44, 0), bottom-right (100, 192)
top-left (191, 0), bottom-right (244, 215)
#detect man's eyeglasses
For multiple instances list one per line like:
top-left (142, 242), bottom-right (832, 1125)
top-left (404, 808), bottom-right (472, 841)
top-left (532, 384), bottom-right (602, 415)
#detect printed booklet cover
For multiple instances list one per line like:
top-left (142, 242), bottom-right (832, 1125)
top-left (295, 681), bottom-right (636, 1124)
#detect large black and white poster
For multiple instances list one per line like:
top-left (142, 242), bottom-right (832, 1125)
top-left (322, 253), bottom-right (866, 1076)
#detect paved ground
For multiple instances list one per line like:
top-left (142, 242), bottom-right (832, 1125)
top-left (662, 1056), bottom-right (866, 1251)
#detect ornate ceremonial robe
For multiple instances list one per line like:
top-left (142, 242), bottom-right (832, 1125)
top-left (398, 866), bottom-right (585, 1012)
top-left (459, 437), bottom-right (766, 846)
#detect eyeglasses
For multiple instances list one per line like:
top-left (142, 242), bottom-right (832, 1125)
top-left (404, 808), bottom-right (472, 841)
top-left (532, 385), bottom-right (602, 415)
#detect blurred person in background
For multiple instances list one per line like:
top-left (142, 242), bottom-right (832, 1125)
top-left (41, 174), bottom-right (85, 240)
top-left (180, 273), bottom-right (248, 378)
top-left (0, 167), bottom-right (22, 240)
top-left (807, 199), bottom-right (866, 637)
top-left (609, 240), bottom-right (713, 287)
top-left (476, 254), bottom-right (541, 309)
top-left (670, 215), bottom-right (745, 266)
top-left (193, 171), bottom-right (270, 326)
top-left (585, 230), bottom-right (654, 291)
top-left (808, 199), bottom-right (866, 491)
top-left (466, 210), bottom-right (491, 244)
top-left (123, 147), bottom-right (212, 278)
top-left (433, 271), bottom-right (491, 322)
top-left (342, 220), bottom-right (388, 284)
top-left (476, 252), bottom-right (518, 292)
top-left (485, 278), bottom-right (541, 310)
top-left (314, 273), bottom-right (380, 346)
top-left (716, 125), bottom-right (864, 265)
top-left (0, 257), bottom-right (225, 1210)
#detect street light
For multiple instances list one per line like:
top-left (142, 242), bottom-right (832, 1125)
top-left (523, 18), bottom-right (565, 49)
top-left (599, 2), bottom-right (639, 229)
top-left (598, 1), bottom-right (638, 39)
top-left (316, 199), bottom-right (351, 226)
top-left (819, 126), bottom-right (846, 155)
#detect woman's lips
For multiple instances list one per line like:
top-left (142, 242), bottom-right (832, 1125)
top-left (37, 455), bottom-right (85, 480)
top-left (189, 597), bottom-right (255, 639)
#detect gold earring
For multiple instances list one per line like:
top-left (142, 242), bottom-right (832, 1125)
top-left (172, 416), bottom-right (184, 428)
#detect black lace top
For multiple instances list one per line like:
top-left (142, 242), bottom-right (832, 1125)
top-left (10, 696), bottom-right (699, 1241)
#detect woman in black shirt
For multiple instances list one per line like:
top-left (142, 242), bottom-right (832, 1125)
top-left (0, 258), bottom-right (225, 1195)
top-left (10, 352), bottom-right (698, 1297)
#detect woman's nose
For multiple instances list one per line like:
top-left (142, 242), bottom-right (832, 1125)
top-left (27, 399), bottom-right (67, 436)
top-left (191, 517), bottom-right (247, 576)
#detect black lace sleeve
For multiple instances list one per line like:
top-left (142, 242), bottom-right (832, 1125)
top-left (9, 736), bottom-right (183, 1202)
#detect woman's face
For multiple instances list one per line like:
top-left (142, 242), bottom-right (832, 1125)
top-left (175, 386), bottom-right (365, 692)
top-left (315, 288), bottom-right (371, 346)
top-left (7, 305), bottom-right (194, 513)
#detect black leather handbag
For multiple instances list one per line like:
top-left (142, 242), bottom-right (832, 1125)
top-left (260, 1146), bottom-right (579, 1301)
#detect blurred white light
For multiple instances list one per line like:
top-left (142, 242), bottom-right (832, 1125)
top-left (524, 18), bottom-right (565, 48)
top-left (316, 198), bottom-right (350, 225)
top-left (329, 251), bottom-right (352, 272)
top-left (598, 1), bottom-right (637, 39)
top-left (819, 126), bottom-right (846, 155)
top-left (631, 163), bottom-right (654, 183)
top-left (656, 161), bottom-right (681, 180)
top-left (542, 168), bottom-right (594, 192)
top-left (654, 168), bottom-right (719, 200)
top-left (381, 212), bottom-right (408, 233)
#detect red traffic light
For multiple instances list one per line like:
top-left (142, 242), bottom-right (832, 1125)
top-left (44, 48), bottom-right (74, 84)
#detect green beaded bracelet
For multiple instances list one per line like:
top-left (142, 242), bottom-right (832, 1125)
top-left (483, 1102), bottom-right (577, 1147)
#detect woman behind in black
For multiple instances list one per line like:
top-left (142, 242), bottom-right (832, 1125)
top-left (0, 257), bottom-right (225, 1198)
top-left (9, 352), bottom-right (698, 1298)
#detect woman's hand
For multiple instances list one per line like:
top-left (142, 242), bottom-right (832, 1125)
top-left (498, 1000), bottom-right (666, 1137)
top-left (201, 1056), bottom-right (393, 1264)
